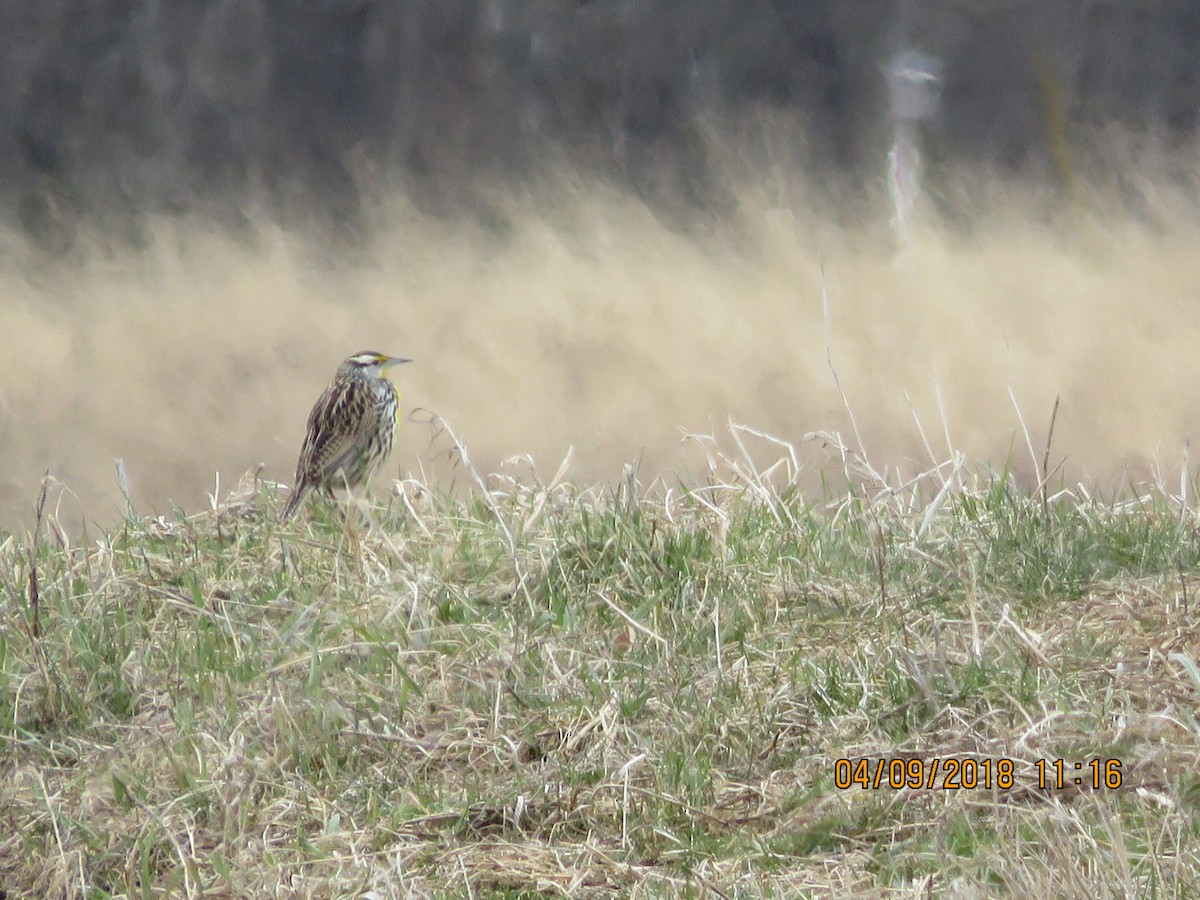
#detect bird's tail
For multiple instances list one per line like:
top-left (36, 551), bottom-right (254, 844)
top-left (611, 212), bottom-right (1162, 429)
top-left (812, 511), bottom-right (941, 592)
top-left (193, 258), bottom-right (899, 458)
top-left (280, 483), bottom-right (309, 520)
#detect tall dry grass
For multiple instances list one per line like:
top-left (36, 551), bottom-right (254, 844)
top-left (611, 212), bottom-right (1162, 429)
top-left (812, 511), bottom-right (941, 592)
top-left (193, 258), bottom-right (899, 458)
top-left (3, 126), bottom-right (1200, 529)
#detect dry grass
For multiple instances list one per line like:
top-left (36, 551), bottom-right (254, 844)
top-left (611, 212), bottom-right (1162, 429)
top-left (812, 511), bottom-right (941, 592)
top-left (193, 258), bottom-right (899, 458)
top-left (3, 425), bottom-right (1200, 898)
top-left (3, 83), bottom-right (1200, 900)
top-left (6, 131), bottom-right (1200, 531)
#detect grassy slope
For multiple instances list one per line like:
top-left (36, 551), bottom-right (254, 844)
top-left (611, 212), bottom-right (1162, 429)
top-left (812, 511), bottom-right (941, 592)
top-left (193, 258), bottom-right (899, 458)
top-left (3, 440), bottom-right (1200, 898)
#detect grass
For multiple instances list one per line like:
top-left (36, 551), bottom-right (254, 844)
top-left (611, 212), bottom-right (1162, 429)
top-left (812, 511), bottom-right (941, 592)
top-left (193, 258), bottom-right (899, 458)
top-left (3, 427), bottom-right (1200, 898)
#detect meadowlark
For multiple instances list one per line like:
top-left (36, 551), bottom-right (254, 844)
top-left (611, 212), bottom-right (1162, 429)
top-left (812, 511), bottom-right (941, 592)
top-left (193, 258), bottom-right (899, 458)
top-left (281, 350), bottom-right (412, 519)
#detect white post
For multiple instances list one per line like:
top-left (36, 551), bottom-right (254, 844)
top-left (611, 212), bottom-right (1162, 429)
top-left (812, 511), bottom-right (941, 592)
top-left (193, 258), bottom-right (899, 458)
top-left (884, 50), bottom-right (943, 249)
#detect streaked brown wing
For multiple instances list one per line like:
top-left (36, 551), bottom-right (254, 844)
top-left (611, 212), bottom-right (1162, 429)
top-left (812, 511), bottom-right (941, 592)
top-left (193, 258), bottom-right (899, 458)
top-left (296, 379), bottom-right (368, 487)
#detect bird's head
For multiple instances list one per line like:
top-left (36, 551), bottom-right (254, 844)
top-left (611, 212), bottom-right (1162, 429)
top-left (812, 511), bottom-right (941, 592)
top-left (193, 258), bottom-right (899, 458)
top-left (339, 350), bottom-right (413, 380)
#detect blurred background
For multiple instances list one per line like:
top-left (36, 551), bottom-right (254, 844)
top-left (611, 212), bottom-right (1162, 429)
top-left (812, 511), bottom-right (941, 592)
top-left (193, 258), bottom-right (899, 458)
top-left (2, 0), bottom-right (1200, 528)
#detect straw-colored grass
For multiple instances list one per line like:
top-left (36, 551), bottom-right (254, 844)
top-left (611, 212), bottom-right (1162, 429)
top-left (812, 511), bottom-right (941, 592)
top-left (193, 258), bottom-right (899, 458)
top-left (3, 423), bottom-right (1200, 898)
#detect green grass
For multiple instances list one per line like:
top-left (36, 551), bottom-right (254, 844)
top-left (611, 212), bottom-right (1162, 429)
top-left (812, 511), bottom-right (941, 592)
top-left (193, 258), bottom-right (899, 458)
top-left (3, 443), bottom-right (1200, 897)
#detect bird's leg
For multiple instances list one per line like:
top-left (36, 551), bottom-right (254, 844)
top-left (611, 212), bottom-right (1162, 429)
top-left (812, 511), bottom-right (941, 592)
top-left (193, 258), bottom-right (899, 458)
top-left (343, 509), bottom-right (362, 559)
top-left (337, 481), bottom-right (369, 561)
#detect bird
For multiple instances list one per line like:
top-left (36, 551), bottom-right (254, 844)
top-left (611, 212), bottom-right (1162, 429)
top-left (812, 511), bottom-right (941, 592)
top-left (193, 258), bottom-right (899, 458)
top-left (281, 350), bottom-right (412, 520)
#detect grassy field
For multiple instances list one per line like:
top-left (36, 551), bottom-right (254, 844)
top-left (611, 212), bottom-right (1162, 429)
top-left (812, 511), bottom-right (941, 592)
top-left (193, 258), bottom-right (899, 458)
top-left (3, 427), bottom-right (1200, 898)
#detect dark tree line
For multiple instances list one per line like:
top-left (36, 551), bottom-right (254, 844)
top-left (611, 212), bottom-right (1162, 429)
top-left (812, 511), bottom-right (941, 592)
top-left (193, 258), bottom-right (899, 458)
top-left (1, 0), bottom-right (1197, 242)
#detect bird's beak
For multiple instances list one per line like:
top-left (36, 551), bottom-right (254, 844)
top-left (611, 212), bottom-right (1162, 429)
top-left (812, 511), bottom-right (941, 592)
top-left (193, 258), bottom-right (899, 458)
top-left (382, 356), bottom-right (413, 369)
